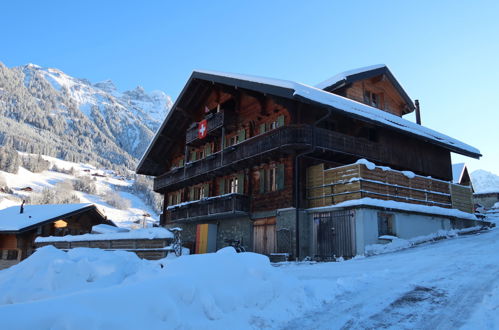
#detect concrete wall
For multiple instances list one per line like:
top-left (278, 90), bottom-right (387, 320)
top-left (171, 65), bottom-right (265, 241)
top-left (274, 208), bottom-right (307, 259)
top-left (474, 194), bottom-right (499, 208)
top-left (354, 209), bottom-right (379, 255)
top-left (354, 208), bottom-right (454, 253)
top-left (167, 215), bottom-right (253, 253)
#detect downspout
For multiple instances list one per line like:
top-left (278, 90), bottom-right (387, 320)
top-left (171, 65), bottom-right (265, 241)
top-left (294, 106), bottom-right (332, 259)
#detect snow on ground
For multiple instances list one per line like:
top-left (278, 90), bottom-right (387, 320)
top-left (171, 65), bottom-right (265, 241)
top-left (0, 217), bottom-right (498, 329)
top-left (0, 154), bottom-right (158, 229)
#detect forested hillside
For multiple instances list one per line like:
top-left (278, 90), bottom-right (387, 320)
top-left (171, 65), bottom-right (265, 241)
top-left (0, 62), bottom-right (172, 171)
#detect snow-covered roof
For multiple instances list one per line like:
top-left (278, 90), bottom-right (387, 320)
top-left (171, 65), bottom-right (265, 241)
top-left (137, 67), bottom-right (481, 175)
top-left (0, 203), bottom-right (95, 232)
top-left (92, 224), bottom-right (129, 234)
top-left (194, 70), bottom-right (480, 157)
top-left (315, 64), bottom-right (386, 90)
top-left (35, 227), bottom-right (173, 242)
top-left (452, 163), bottom-right (466, 184)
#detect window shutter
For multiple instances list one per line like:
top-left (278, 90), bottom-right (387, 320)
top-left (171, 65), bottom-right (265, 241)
top-left (168, 194), bottom-right (173, 206)
top-left (179, 159), bottom-right (184, 167)
top-left (203, 183), bottom-right (210, 197)
top-left (237, 173), bottom-right (245, 194)
top-left (189, 187), bottom-right (194, 201)
top-left (190, 150), bottom-right (197, 162)
top-left (277, 163), bottom-right (285, 190)
top-left (259, 123), bottom-right (266, 134)
top-left (218, 178), bottom-right (225, 195)
top-left (177, 191), bottom-right (182, 203)
top-left (259, 169), bottom-right (265, 194)
top-left (205, 143), bottom-right (211, 156)
top-left (277, 115), bottom-right (285, 127)
top-left (238, 129), bottom-right (246, 142)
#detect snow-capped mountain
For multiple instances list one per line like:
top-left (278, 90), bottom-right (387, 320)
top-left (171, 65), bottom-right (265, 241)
top-left (471, 169), bottom-right (499, 193)
top-left (0, 62), bottom-right (172, 169)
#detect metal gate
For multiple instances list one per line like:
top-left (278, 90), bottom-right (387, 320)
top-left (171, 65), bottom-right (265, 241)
top-left (314, 210), bottom-right (355, 260)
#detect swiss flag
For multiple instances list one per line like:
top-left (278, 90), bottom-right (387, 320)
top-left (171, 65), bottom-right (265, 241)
top-left (198, 120), bottom-right (208, 139)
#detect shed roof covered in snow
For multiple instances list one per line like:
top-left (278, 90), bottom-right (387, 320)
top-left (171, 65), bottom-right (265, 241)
top-left (137, 67), bottom-right (481, 176)
top-left (452, 163), bottom-right (473, 188)
top-left (0, 203), bottom-right (109, 233)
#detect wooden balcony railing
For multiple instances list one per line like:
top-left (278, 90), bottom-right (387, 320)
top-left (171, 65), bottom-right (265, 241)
top-left (154, 125), bottom-right (391, 192)
top-left (186, 111), bottom-right (226, 145)
top-left (306, 162), bottom-right (455, 209)
top-left (165, 193), bottom-right (250, 222)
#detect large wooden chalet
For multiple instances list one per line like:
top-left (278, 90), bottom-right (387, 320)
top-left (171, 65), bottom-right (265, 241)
top-left (137, 65), bottom-right (482, 259)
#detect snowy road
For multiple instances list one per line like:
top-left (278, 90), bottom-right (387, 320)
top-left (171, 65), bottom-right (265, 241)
top-left (281, 229), bottom-right (499, 329)
top-left (0, 223), bottom-right (497, 329)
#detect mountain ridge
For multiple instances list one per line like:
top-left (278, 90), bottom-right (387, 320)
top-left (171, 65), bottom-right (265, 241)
top-left (471, 169), bottom-right (499, 194)
top-left (0, 61), bottom-right (172, 170)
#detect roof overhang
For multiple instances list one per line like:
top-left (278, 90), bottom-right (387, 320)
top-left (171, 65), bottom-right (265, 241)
top-left (0, 204), bottom-right (106, 234)
top-left (137, 70), bottom-right (481, 176)
top-left (316, 65), bottom-right (415, 114)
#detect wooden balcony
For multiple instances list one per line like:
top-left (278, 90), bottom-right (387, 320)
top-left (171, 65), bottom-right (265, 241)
top-left (306, 163), bottom-right (457, 209)
top-left (154, 125), bottom-right (392, 192)
top-left (186, 111), bottom-right (227, 145)
top-left (154, 125), bottom-right (312, 191)
top-left (165, 193), bottom-right (250, 223)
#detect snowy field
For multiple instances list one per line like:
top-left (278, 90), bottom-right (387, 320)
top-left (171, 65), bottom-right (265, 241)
top-left (0, 216), bottom-right (497, 329)
top-left (0, 154), bottom-right (158, 228)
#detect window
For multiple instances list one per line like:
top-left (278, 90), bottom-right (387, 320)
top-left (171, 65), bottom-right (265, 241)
top-left (228, 177), bottom-right (238, 194)
top-left (199, 185), bottom-right (207, 199)
top-left (377, 212), bottom-right (394, 236)
top-left (259, 163), bottom-right (285, 193)
top-left (6, 249), bottom-right (19, 260)
top-left (364, 91), bottom-right (383, 109)
top-left (168, 191), bottom-right (181, 206)
top-left (268, 166), bottom-right (277, 192)
top-left (259, 115), bottom-right (285, 134)
top-left (228, 135), bottom-right (239, 146)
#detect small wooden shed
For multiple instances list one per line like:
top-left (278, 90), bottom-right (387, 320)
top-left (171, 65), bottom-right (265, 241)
top-left (0, 203), bottom-right (112, 269)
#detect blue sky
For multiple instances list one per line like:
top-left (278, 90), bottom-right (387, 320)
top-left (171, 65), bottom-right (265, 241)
top-left (2, 1), bottom-right (498, 173)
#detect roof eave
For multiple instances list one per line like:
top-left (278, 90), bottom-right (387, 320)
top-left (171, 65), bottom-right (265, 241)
top-left (0, 205), bottom-right (99, 234)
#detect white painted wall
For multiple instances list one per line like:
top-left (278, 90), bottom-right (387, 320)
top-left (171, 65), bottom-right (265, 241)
top-left (307, 206), bottom-right (468, 257)
top-left (355, 208), bottom-right (454, 253)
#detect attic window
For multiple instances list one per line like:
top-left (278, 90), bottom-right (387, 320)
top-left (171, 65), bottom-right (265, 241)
top-left (364, 91), bottom-right (383, 109)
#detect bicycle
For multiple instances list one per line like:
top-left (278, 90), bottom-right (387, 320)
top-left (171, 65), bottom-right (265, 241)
top-left (167, 227), bottom-right (183, 257)
top-left (224, 238), bottom-right (246, 253)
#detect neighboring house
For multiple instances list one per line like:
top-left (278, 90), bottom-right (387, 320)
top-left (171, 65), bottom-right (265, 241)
top-left (0, 203), bottom-right (112, 269)
top-left (137, 64), bottom-right (483, 259)
top-left (452, 163), bottom-right (473, 188)
top-left (474, 192), bottom-right (499, 209)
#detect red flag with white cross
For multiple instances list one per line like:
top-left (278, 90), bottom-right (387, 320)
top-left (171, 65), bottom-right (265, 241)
top-left (198, 120), bottom-right (208, 139)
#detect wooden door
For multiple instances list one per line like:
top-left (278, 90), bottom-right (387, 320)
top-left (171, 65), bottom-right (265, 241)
top-left (253, 217), bottom-right (276, 255)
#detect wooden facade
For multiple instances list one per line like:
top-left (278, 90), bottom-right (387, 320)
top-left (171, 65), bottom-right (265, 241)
top-left (35, 237), bottom-right (173, 260)
top-left (137, 65), bottom-right (480, 257)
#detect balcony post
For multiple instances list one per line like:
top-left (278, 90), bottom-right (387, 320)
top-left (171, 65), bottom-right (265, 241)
top-left (221, 127), bottom-right (225, 166)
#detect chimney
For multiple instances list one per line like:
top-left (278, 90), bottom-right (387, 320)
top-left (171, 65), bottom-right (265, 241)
top-left (415, 99), bottom-right (422, 125)
top-left (20, 200), bottom-right (25, 214)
